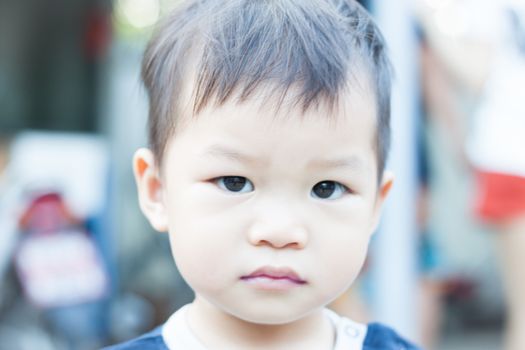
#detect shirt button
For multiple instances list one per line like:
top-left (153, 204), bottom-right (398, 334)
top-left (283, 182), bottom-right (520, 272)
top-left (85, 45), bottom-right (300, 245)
top-left (344, 325), bottom-right (360, 338)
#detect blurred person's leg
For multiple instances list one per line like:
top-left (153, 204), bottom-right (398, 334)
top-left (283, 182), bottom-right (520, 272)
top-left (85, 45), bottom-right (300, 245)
top-left (496, 216), bottom-right (525, 350)
top-left (418, 277), bottom-right (443, 350)
top-left (417, 232), bottom-right (444, 350)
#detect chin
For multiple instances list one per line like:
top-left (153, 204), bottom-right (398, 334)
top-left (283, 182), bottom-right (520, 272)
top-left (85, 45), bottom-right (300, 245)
top-left (227, 305), bottom-right (318, 325)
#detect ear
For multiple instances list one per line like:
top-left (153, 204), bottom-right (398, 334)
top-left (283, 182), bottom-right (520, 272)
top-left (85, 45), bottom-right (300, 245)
top-left (133, 148), bottom-right (168, 232)
top-left (370, 170), bottom-right (394, 234)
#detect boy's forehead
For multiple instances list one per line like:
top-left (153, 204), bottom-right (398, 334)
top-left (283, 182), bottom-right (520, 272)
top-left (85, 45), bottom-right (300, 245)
top-left (170, 81), bottom-right (378, 154)
top-left (176, 73), bottom-right (377, 130)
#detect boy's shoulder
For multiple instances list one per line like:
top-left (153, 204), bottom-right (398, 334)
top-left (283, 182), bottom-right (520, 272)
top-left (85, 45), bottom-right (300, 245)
top-left (363, 322), bottom-right (421, 350)
top-left (101, 326), bottom-right (168, 350)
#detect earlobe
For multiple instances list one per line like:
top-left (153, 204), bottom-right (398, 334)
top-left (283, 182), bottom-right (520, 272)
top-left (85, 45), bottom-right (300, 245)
top-left (133, 148), bottom-right (168, 232)
top-left (370, 170), bottom-right (394, 234)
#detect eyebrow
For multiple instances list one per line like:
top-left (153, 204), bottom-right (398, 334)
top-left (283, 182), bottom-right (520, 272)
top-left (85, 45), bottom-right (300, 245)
top-left (308, 156), bottom-right (365, 172)
top-left (201, 144), bottom-right (365, 172)
top-left (201, 145), bottom-right (260, 165)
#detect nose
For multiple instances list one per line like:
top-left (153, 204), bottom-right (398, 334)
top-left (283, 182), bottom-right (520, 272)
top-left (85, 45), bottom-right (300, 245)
top-left (247, 214), bottom-right (309, 250)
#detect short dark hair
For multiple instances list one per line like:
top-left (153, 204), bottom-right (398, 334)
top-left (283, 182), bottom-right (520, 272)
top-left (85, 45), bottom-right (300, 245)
top-left (141, 0), bottom-right (392, 180)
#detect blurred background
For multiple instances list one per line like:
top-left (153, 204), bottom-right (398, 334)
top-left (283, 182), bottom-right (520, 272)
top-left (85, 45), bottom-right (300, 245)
top-left (1, 0), bottom-right (523, 349)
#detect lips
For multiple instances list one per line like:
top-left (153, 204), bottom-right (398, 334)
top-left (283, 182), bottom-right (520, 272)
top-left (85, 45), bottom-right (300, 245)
top-left (240, 266), bottom-right (307, 286)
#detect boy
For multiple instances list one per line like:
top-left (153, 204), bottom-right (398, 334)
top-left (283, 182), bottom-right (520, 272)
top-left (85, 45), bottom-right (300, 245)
top-left (107, 0), bottom-right (420, 348)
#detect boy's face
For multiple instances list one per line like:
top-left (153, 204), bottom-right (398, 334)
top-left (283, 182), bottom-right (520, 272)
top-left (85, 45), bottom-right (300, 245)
top-left (134, 89), bottom-right (392, 325)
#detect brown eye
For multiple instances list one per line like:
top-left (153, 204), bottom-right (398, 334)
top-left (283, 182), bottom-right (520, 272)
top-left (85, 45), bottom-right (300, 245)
top-left (216, 176), bottom-right (254, 193)
top-left (311, 181), bottom-right (347, 199)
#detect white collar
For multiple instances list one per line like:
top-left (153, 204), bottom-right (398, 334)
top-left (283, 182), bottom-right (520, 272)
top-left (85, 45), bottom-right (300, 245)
top-left (324, 308), bottom-right (368, 350)
top-left (162, 305), bottom-right (368, 350)
top-left (162, 304), bottom-right (207, 350)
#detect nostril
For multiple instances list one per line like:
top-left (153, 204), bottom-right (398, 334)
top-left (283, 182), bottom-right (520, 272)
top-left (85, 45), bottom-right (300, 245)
top-left (253, 239), bottom-right (304, 250)
top-left (255, 239), bottom-right (270, 247)
top-left (285, 242), bottom-right (302, 249)
top-left (247, 221), bottom-right (308, 249)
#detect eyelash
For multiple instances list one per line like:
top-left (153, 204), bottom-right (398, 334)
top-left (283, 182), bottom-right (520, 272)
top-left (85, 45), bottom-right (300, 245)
top-left (212, 176), bottom-right (351, 200)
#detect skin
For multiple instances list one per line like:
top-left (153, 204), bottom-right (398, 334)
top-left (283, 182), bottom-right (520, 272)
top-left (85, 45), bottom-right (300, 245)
top-left (134, 87), bottom-right (393, 349)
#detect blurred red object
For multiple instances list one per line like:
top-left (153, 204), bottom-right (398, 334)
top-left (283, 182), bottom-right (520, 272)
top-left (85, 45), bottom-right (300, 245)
top-left (84, 7), bottom-right (111, 60)
top-left (474, 171), bottom-right (525, 223)
top-left (19, 192), bottom-right (79, 234)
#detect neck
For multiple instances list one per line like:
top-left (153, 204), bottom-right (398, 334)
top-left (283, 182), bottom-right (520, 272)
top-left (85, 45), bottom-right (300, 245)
top-left (186, 296), bottom-right (335, 350)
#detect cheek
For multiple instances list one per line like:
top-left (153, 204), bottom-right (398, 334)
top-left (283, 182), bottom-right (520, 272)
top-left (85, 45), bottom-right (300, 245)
top-left (166, 196), bottom-right (244, 291)
top-left (169, 230), bottom-right (232, 293)
top-left (323, 233), bottom-right (369, 275)
top-left (312, 215), bottom-right (372, 291)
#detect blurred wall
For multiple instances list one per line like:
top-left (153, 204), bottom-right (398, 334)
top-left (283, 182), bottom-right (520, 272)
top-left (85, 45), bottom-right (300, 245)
top-left (0, 0), bottom-right (111, 133)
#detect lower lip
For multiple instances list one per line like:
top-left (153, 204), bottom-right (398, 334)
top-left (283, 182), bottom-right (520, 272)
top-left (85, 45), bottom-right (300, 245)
top-left (240, 276), bottom-right (306, 291)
